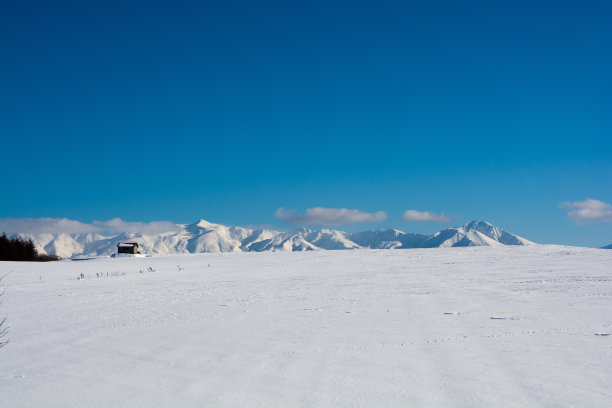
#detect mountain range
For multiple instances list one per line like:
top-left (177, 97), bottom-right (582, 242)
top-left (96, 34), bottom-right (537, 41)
top-left (9, 220), bottom-right (534, 259)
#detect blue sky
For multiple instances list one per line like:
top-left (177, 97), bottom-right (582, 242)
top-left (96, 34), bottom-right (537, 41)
top-left (1, 0), bottom-right (611, 246)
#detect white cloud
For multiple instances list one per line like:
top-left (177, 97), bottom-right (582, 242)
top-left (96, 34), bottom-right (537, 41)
top-left (275, 207), bottom-right (387, 226)
top-left (0, 217), bottom-right (180, 235)
top-left (0, 217), bottom-right (98, 234)
top-left (402, 210), bottom-right (450, 222)
top-left (562, 199), bottom-right (612, 224)
top-left (92, 218), bottom-right (180, 234)
top-left (274, 207), bottom-right (296, 219)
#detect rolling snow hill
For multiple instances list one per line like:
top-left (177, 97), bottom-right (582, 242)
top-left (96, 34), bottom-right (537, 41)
top-left (10, 220), bottom-right (534, 258)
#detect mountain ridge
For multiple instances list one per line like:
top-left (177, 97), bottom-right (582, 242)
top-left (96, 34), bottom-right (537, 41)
top-left (10, 219), bottom-right (534, 258)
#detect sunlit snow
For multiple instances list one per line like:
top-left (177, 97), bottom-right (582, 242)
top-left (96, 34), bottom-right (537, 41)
top-left (1, 246), bottom-right (610, 407)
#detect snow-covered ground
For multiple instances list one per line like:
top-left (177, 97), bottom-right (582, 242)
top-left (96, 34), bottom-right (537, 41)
top-left (1, 246), bottom-right (611, 407)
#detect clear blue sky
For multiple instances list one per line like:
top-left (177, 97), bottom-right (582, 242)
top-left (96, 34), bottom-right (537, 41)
top-left (1, 0), bottom-right (611, 246)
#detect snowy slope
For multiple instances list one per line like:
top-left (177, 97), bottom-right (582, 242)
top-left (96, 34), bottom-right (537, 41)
top-left (42, 233), bottom-right (83, 258)
top-left (183, 219), bottom-right (248, 253)
top-left (1, 246), bottom-right (610, 407)
top-left (422, 220), bottom-right (534, 248)
top-left (349, 229), bottom-right (428, 249)
top-left (11, 220), bottom-right (533, 258)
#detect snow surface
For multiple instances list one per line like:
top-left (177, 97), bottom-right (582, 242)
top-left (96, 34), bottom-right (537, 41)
top-left (1, 246), bottom-right (611, 407)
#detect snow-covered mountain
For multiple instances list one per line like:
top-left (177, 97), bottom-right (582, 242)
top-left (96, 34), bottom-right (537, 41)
top-left (421, 220), bottom-right (534, 248)
top-left (10, 220), bottom-right (534, 258)
top-left (349, 229), bottom-right (428, 249)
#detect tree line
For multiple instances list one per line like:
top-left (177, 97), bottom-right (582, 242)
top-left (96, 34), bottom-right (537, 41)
top-left (0, 233), bottom-right (60, 262)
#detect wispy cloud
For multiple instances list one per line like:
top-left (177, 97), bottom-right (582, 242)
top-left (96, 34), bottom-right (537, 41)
top-left (402, 210), bottom-right (450, 222)
top-left (561, 199), bottom-right (612, 224)
top-left (274, 208), bottom-right (296, 220)
top-left (275, 207), bottom-right (387, 226)
top-left (92, 218), bottom-right (180, 234)
top-left (0, 217), bottom-right (179, 235)
top-left (0, 217), bottom-right (98, 234)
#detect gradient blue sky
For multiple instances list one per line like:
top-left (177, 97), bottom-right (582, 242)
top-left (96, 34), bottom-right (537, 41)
top-left (1, 0), bottom-right (611, 246)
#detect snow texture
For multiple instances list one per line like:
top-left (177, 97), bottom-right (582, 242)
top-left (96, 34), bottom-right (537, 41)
top-left (1, 245), bottom-right (610, 407)
top-left (11, 220), bottom-right (533, 259)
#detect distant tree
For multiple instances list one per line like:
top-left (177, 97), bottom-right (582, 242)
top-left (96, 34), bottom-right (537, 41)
top-left (0, 233), bottom-right (60, 262)
top-left (0, 234), bottom-right (8, 260)
top-left (25, 239), bottom-right (38, 260)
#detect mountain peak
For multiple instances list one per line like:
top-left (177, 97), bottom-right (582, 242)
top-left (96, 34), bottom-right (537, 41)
top-left (192, 219), bottom-right (216, 229)
top-left (463, 220), bottom-right (494, 230)
top-left (423, 220), bottom-right (532, 248)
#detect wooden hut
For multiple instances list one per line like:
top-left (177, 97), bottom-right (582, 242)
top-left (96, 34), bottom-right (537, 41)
top-left (117, 242), bottom-right (140, 254)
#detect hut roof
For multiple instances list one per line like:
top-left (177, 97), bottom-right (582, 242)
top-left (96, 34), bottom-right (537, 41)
top-left (117, 242), bottom-right (139, 247)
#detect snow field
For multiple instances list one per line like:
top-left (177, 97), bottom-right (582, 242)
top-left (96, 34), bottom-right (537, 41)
top-left (1, 246), bottom-right (611, 407)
